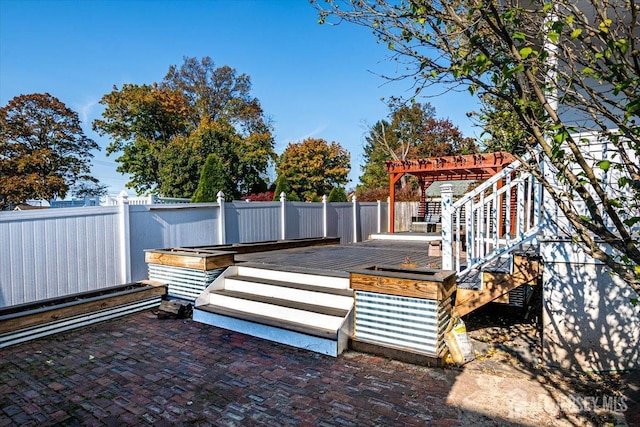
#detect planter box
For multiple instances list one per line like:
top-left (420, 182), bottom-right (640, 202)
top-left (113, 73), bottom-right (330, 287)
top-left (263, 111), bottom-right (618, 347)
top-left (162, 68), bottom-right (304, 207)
top-left (349, 266), bottom-right (456, 361)
top-left (0, 283), bottom-right (166, 348)
top-left (350, 265), bottom-right (455, 301)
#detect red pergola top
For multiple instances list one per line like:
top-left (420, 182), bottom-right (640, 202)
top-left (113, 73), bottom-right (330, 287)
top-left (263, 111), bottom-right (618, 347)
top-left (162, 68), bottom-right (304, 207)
top-left (385, 152), bottom-right (515, 181)
top-left (385, 152), bottom-right (516, 233)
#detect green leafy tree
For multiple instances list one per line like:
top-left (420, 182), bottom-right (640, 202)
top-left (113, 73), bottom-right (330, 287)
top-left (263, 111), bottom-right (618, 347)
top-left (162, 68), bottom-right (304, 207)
top-left (276, 138), bottom-right (350, 202)
top-left (327, 186), bottom-right (348, 202)
top-left (272, 175), bottom-right (300, 202)
top-left (357, 100), bottom-right (476, 201)
top-left (470, 94), bottom-right (534, 155)
top-left (158, 119), bottom-right (249, 198)
top-left (316, 1), bottom-right (640, 290)
top-left (93, 57), bottom-right (275, 198)
top-left (1, 93), bottom-right (100, 209)
top-left (192, 154), bottom-right (227, 202)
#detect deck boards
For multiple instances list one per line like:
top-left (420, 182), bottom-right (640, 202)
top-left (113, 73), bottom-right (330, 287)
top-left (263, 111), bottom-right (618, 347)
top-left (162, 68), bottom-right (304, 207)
top-left (236, 240), bottom-right (444, 273)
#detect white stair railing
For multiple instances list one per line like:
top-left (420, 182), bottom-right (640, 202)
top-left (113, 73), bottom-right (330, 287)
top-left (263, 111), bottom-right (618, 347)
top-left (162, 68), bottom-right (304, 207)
top-left (441, 157), bottom-right (543, 275)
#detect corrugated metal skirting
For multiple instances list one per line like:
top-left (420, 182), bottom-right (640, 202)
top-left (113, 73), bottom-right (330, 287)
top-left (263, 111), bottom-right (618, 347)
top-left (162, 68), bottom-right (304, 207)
top-left (354, 291), bottom-right (451, 357)
top-left (0, 297), bottom-right (161, 349)
top-left (148, 265), bottom-right (225, 301)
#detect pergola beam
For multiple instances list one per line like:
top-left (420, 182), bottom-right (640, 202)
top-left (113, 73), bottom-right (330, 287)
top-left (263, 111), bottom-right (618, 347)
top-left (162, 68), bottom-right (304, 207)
top-left (385, 152), bottom-right (515, 234)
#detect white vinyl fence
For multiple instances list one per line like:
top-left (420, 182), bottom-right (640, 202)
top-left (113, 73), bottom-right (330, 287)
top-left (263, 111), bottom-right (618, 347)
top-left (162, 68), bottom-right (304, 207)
top-left (0, 194), bottom-right (388, 308)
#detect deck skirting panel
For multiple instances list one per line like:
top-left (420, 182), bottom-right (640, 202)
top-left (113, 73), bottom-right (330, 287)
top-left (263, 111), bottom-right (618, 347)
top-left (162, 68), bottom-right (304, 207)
top-left (354, 291), bottom-right (450, 357)
top-left (149, 265), bottom-right (225, 300)
top-left (193, 308), bottom-right (341, 357)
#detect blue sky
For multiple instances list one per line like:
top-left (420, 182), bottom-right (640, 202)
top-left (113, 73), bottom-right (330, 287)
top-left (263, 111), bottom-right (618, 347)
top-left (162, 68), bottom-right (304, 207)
top-left (0, 0), bottom-right (479, 196)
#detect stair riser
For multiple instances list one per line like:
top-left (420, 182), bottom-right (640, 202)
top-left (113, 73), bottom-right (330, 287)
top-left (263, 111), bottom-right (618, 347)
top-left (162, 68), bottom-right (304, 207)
top-left (222, 279), bottom-right (354, 310)
top-left (193, 308), bottom-right (341, 357)
top-left (236, 266), bottom-right (350, 289)
top-left (209, 294), bottom-right (345, 331)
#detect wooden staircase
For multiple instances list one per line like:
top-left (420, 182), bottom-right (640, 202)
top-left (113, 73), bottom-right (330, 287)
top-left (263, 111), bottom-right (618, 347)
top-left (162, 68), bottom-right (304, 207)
top-left (454, 251), bottom-right (541, 317)
top-left (192, 263), bottom-right (354, 357)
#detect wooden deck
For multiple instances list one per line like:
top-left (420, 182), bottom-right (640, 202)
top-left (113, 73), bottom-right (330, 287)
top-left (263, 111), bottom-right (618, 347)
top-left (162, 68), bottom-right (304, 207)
top-left (236, 240), bottom-right (444, 274)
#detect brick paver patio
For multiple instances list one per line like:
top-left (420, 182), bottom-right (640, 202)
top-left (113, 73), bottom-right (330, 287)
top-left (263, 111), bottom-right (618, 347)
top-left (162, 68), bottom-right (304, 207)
top-left (1, 310), bottom-right (638, 426)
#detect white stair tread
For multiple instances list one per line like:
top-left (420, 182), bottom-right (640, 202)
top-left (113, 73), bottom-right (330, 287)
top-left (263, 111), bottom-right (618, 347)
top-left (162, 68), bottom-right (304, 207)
top-left (222, 277), bottom-right (354, 310)
top-left (211, 289), bottom-right (349, 317)
top-left (235, 266), bottom-right (350, 289)
top-left (208, 293), bottom-right (345, 331)
top-left (226, 275), bottom-right (353, 296)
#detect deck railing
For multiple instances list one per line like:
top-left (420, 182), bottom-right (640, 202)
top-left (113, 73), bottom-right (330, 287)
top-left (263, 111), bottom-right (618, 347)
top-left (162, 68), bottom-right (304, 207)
top-left (441, 157), bottom-right (543, 275)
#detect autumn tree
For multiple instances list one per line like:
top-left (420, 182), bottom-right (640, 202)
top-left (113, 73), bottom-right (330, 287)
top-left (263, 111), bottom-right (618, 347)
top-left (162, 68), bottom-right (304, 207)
top-left (275, 138), bottom-right (350, 202)
top-left (0, 93), bottom-right (100, 209)
top-left (315, 1), bottom-right (640, 290)
top-left (92, 83), bottom-right (189, 194)
top-left (93, 57), bottom-right (275, 199)
top-left (357, 100), bottom-right (476, 201)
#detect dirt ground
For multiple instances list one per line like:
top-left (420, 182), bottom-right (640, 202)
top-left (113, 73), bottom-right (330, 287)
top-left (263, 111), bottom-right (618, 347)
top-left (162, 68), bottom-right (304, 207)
top-left (457, 289), bottom-right (639, 427)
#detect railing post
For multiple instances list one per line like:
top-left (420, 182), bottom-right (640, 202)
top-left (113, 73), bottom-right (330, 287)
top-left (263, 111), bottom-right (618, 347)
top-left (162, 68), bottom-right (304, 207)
top-left (377, 200), bottom-right (382, 234)
top-left (280, 192), bottom-right (287, 241)
top-left (441, 184), bottom-right (454, 271)
top-left (465, 199), bottom-right (474, 266)
top-left (352, 194), bottom-right (358, 243)
top-left (117, 190), bottom-right (131, 283)
top-left (517, 179), bottom-right (525, 239)
top-left (148, 194), bottom-right (154, 205)
top-left (322, 195), bottom-right (328, 238)
top-left (217, 191), bottom-right (226, 245)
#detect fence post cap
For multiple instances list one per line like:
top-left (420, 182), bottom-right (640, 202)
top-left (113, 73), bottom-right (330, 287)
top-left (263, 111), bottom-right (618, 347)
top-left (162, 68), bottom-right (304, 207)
top-left (280, 192), bottom-right (287, 202)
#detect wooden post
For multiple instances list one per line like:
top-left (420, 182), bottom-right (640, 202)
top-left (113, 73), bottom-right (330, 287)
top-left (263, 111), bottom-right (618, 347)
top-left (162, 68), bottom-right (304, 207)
top-left (322, 194), bottom-right (328, 238)
top-left (388, 172), bottom-right (405, 234)
top-left (497, 172), bottom-right (505, 237)
top-left (441, 184), bottom-right (454, 271)
top-left (117, 190), bottom-right (131, 284)
top-left (280, 192), bottom-right (287, 241)
top-left (418, 178), bottom-right (427, 218)
top-left (389, 173), bottom-right (396, 234)
top-left (352, 194), bottom-right (358, 243)
top-left (217, 191), bottom-right (226, 245)
top-left (387, 196), bottom-right (391, 234)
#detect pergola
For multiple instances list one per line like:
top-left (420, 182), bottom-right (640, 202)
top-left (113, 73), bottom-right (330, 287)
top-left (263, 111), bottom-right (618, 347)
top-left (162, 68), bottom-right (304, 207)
top-left (385, 152), bottom-right (516, 233)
